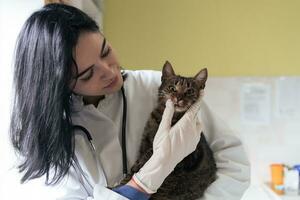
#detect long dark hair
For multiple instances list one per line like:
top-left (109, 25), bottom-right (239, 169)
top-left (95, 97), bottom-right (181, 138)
top-left (10, 3), bottom-right (99, 185)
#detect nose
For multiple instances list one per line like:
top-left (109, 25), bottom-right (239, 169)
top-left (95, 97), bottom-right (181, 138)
top-left (98, 61), bottom-right (114, 80)
top-left (172, 97), bottom-right (184, 106)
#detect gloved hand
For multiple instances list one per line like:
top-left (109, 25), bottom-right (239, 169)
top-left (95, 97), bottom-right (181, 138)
top-left (132, 90), bottom-right (204, 194)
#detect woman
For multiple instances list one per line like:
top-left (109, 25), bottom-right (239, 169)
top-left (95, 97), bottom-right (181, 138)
top-left (10, 3), bottom-right (250, 200)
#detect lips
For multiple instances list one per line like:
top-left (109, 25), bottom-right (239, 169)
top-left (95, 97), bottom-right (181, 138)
top-left (103, 76), bottom-right (117, 88)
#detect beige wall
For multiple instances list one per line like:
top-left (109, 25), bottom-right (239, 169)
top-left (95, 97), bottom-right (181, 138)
top-left (103, 0), bottom-right (300, 76)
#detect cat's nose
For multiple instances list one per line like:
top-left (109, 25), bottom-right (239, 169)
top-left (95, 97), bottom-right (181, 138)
top-left (172, 97), bottom-right (178, 103)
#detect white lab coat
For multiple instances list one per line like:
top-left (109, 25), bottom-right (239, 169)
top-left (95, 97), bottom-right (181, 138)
top-left (35, 70), bottom-right (250, 199)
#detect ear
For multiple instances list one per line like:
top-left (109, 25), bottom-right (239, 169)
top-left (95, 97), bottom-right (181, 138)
top-left (162, 61), bottom-right (175, 81)
top-left (194, 68), bottom-right (208, 87)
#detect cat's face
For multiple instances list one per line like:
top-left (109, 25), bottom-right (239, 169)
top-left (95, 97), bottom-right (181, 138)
top-left (158, 61), bottom-right (207, 112)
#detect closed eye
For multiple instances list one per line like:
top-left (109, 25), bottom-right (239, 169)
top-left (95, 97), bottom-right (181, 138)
top-left (101, 46), bottom-right (111, 58)
top-left (80, 67), bottom-right (94, 81)
top-left (100, 38), bottom-right (111, 58)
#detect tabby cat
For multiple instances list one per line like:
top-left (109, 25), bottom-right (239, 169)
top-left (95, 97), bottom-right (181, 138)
top-left (123, 61), bottom-right (217, 200)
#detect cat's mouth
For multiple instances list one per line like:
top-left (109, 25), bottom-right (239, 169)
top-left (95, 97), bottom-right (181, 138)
top-left (166, 98), bottom-right (192, 112)
top-left (174, 104), bottom-right (190, 112)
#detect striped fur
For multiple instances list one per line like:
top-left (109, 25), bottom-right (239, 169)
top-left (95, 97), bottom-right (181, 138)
top-left (121, 62), bottom-right (216, 199)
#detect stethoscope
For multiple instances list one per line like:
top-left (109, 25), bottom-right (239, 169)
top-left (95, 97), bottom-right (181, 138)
top-left (73, 85), bottom-right (128, 177)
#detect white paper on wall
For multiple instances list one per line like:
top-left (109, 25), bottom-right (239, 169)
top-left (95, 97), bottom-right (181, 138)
top-left (275, 77), bottom-right (300, 120)
top-left (240, 83), bottom-right (271, 125)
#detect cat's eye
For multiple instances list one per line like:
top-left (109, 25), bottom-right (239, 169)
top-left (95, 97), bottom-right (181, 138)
top-left (168, 86), bottom-right (176, 92)
top-left (186, 88), bottom-right (195, 95)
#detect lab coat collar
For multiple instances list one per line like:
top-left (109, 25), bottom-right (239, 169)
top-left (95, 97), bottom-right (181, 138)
top-left (71, 92), bottom-right (117, 112)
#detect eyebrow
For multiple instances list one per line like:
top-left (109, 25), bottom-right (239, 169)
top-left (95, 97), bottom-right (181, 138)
top-left (77, 65), bottom-right (94, 78)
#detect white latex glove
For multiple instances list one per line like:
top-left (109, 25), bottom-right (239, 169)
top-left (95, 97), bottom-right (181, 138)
top-left (133, 90), bottom-right (204, 194)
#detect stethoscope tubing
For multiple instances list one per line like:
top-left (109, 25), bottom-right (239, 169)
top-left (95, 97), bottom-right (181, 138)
top-left (73, 85), bottom-right (128, 177)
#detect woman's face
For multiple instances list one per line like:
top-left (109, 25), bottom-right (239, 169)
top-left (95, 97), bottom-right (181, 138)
top-left (71, 32), bottom-right (123, 97)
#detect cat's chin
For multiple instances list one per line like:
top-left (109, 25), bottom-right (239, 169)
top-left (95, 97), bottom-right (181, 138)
top-left (174, 106), bottom-right (189, 113)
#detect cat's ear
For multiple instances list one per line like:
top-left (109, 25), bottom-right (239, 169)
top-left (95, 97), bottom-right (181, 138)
top-left (194, 68), bottom-right (208, 87)
top-left (162, 61), bottom-right (175, 81)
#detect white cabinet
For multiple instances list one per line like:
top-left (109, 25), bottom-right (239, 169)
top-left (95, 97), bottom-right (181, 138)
top-left (262, 184), bottom-right (300, 200)
top-left (242, 184), bottom-right (300, 200)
